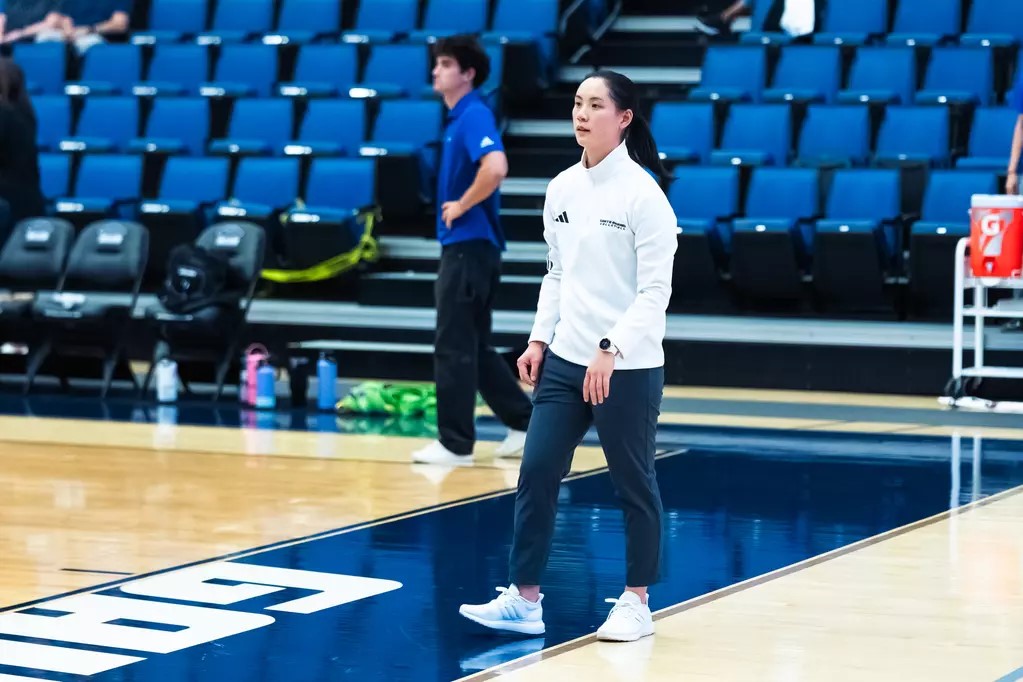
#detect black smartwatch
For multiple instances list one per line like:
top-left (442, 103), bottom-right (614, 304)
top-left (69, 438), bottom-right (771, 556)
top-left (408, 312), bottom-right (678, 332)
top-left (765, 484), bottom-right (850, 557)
top-left (599, 338), bottom-right (612, 351)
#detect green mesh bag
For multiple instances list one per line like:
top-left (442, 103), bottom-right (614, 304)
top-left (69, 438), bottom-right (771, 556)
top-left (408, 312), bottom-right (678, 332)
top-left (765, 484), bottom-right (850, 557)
top-left (337, 382), bottom-right (437, 418)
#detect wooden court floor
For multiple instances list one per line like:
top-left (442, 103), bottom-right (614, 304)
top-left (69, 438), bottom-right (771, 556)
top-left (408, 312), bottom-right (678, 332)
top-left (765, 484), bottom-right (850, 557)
top-left (1, 387), bottom-right (1022, 680)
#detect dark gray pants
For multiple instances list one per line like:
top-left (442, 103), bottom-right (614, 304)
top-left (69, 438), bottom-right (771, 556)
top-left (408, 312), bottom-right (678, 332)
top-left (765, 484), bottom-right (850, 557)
top-left (508, 351), bottom-right (664, 587)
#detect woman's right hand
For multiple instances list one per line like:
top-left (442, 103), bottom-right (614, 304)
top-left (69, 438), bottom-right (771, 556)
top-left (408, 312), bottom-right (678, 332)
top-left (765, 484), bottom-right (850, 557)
top-left (1008, 173), bottom-right (1019, 196)
top-left (517, 341), bottom-right (547, 386)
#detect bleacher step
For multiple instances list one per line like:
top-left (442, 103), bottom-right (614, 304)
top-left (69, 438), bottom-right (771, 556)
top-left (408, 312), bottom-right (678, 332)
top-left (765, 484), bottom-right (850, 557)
top-left (376, 237), bottom-right (548, 276)
top-left (357, 272), bottom-right (542, 311)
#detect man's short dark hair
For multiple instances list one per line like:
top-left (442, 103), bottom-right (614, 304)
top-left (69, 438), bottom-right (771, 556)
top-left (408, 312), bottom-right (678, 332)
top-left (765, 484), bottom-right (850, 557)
top-left (433, 34), bottom-right (490, 89)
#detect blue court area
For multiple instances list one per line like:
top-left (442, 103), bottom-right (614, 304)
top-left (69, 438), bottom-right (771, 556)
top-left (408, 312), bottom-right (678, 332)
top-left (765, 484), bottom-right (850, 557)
top-left (2, 433), bottom-right (1023, 681)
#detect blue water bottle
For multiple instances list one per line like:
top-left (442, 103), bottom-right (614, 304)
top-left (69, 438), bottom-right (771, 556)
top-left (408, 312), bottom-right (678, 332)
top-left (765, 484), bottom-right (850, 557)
top-left (317, 353), bottom-right (337, 411)
top-left (255, 362), bottom-right (276, 409)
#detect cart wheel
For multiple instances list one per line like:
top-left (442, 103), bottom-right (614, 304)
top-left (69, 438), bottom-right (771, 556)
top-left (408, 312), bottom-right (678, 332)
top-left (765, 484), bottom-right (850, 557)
top-left (944, 377), bottom-right (967, 402)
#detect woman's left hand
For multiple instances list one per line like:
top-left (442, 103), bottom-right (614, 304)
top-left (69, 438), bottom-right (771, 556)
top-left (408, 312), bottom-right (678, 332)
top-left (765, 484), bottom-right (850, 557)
top-left (583, 350), bottom-right (615, 405)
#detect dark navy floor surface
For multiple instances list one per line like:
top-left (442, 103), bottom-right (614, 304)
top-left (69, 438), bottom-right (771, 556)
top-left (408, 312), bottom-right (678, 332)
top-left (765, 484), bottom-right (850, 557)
top-left (3, 438), bottom-right (1023, 681)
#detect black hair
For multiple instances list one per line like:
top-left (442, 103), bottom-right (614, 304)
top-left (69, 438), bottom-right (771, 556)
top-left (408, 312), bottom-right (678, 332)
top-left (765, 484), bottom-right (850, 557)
top-left (433, 34), bottom-right (490, 89)
top-left (585, 69), bottom-right (671, 183)
top-left (0, 58), bottom-right (35, 126)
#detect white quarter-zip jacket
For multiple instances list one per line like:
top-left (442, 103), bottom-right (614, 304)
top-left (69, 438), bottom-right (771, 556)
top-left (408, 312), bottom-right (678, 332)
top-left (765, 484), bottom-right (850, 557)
top-left (528, 141), bottom-right (678, 370)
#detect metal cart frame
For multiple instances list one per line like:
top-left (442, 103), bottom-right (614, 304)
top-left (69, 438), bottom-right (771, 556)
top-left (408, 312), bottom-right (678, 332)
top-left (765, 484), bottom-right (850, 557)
top-left (942, 237), bottom-right (1023, 411)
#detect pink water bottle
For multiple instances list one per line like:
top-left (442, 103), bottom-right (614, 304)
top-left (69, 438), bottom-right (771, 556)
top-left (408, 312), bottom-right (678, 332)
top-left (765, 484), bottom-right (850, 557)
top-left (242, 344), bottom-right (268, 406)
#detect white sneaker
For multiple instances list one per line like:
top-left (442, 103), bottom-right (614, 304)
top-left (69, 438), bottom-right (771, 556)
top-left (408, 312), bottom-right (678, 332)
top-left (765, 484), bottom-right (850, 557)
top-left (596, 591), bottom-right (654, 642)
top-left (459, 585), bottom-right (545, 636)
top-left (411, 440), bottom-right (474, 465)
top-left (494, 429), bottom-right (527, 457)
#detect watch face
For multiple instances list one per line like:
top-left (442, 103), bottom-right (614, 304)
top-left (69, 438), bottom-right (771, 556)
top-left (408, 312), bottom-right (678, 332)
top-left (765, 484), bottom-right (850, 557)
top-left (600, 338), bottom-right (610, 350)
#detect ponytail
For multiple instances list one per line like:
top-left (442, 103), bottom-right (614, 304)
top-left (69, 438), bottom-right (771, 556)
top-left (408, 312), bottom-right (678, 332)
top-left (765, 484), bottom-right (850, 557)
top-left (587, 69), bottom-right (672, 184)
top-left (624, 113), bottom-right (672, 184)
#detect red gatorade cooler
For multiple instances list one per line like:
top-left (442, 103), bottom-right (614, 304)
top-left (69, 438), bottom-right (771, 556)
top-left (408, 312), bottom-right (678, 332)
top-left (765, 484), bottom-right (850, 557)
top-left (970, 194), bottom-right (1023, 278)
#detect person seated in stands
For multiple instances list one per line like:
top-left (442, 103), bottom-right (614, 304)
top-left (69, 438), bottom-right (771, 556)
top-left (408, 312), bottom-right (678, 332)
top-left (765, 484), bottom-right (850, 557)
top-left (696, 0), bottom-right (753, 36)
top-left (36, 0), bottom-right (130, 53)
top-left (0, 0), bottom-right (65, 44)
top-left (0, 57), bottom-right (44, 229)
top-left (697, 0), bottom-right (821, 40)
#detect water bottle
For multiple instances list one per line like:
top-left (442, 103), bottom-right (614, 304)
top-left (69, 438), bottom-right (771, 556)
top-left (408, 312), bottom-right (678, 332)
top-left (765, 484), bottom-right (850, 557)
top-left (242, 344), bottom-right (268, 406)
top-left (255, 362), bottom-right (276, 409)
top-left (317, 353), bottom-right (337, 411)
top-left (155, 358), bottom-right (178, 403)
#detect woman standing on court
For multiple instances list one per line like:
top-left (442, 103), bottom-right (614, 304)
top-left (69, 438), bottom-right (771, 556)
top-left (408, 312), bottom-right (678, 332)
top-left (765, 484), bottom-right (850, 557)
top-left (459, 70), bottom-right (678, 642)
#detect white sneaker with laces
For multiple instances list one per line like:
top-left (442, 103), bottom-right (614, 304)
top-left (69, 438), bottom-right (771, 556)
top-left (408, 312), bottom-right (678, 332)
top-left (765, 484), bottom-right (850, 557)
top-left (596, 591), bottom-right (654, 642)
top-left (459, 585), bottom-right (545, 635)
top-left (411, 440), bottom-right (473, 465)
top-left (494, 429), bottom-right (527, 457)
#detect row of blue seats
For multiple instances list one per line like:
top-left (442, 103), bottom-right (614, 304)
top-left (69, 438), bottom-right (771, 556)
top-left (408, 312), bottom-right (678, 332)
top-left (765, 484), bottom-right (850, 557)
top-left (137, 0), bottom-right (556, 45)
top-left (37, 154), bottom-right (375, 230)
top-left (34, 97), bottom-right (440, 161)
top-left (691, 45), bottom-right (1018, 106)
top-left (14, 41), bottom-right (503, 101)
top-left (652, 103), bottom-right (1016, 170)
top-left (668, 166), bottom-right (997, 263)
top-left (743, 0), bottom-right (1023, 47)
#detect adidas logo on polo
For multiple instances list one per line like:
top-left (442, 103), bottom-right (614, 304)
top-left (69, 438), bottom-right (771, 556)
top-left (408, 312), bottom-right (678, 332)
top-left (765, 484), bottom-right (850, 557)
top-left (554, 211), bottom-right (569, 224)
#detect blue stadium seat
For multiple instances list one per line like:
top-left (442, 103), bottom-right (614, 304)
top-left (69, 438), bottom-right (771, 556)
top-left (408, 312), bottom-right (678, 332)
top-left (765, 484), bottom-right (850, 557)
top-left (689, 47), bottom-right (766, 103)
top-left (34, 96), bottom-right (71, 152)
top-left (915, 48), bottom-right (993, 106)
top-left (650, 102), bottom-right (714, 164)
top-left (129, 97), bottom-right (210, 156)
top-left (133, 0), bottom-right (208, 43)
top-left (957, 108), bottom-right (1020, 171)
top-left (138, 157), bottom-right (231, 275)
top-left (886, 0), bottom-right (961, 46)
top-left (357, 44), bottom-right (430, 99)
top-left (282, 159), bottom-right (377, 271)
top-left (266, 0), bottom-right (342, 45)
top-left (815, 170), bottom-right (902, 310)
top-left (55, 155), bottom-right (143, 221)
top-left (364, 99), bottom-right (442, 156)
top-left (410, 0), bottom-right (489, 41)
top-left (197, 0), bottom-right (274, 44)
top-left (279, 45), bottom-right (358, 98)
top-left (813, 0), bottom-right (888, 46)
top-left (200, 45), bottom-right (277, 98)
top-left (38, 154), bottom-right (71, 203)
top-left (65, 44), bottom-right (141, 96)
top-left (738, 0), bottom-right (789, 46)
top-left (732, 168), bottom-right (820, 301)
top-left (133, 44), bottom-right (210, 97)
top-left (667, 167), bottom-right (740, 309)
top-left (14, 43), bottom-right (66, 95)
top-left (813, 169), bottom-right (901, 311)
top-left (346, 0), bottom-right (420, 42)
top-left (209, 99), bottom-right (293, 157)
top-left (960, 0), bottom-right (1023, 47)
top-left (797, 105), bottom-right (871, 168)
top-left (762, 46), bottom-right (841, 104)
top-left (483, 0), bottom-right (558, 83)
top-left (837, 48), bottom-right (916, 105)
top-left (60, 97), bottom-right (139, 153)
top-left (216, 158), bottom-right (301, 222)
top-left (875, 107), bottom-right (951, 167)
top-left (285, 99), bottom-right (367, 157)
top-left (910, 171), bottom-right (998, 315)
top-left (711, 104), bottom-right (791, 167)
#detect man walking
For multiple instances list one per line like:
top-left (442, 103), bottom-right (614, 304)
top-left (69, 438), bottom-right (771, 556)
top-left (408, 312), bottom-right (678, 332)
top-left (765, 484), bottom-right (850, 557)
top-left (412, 35), bottom-right (532, 465)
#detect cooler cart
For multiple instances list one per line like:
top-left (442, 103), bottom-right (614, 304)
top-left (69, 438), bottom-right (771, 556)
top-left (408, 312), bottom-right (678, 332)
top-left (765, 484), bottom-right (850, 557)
top-left (942, 194), bottom-right (1023, 411)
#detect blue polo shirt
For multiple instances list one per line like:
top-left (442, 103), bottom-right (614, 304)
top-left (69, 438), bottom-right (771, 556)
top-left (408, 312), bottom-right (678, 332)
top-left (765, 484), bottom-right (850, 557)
top-left (437, 90), bottom-right (505, 250)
